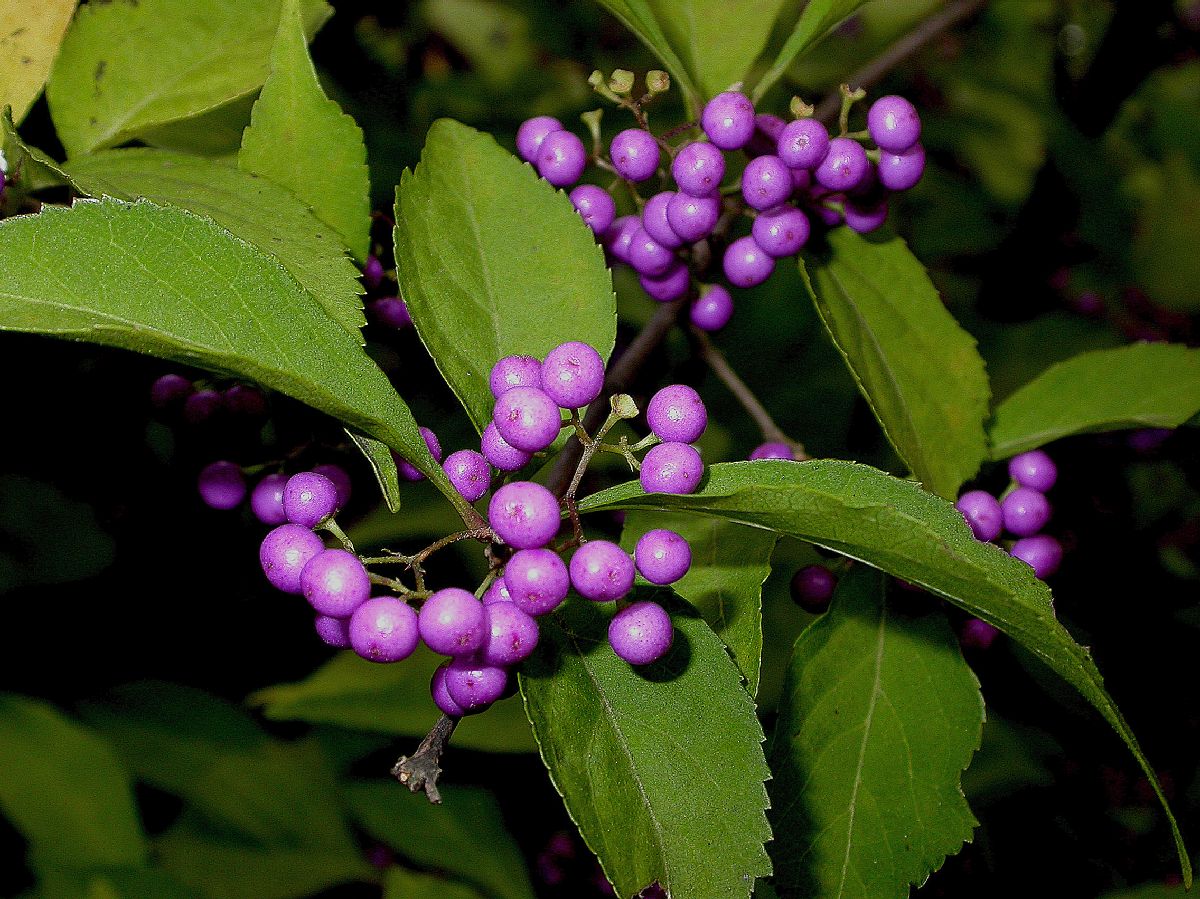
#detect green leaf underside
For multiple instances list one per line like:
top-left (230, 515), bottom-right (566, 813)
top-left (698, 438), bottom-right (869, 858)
top-left (802, 230), bottom-right (990, 499)
top-left (769, 567), bottom-right (983, 898)
top-left (347, 431), bottom-right (403, 512)
top-left (988, 343), bottom-right (1200, 459)
top-left (62, 148), bottom-right (366, 337)
top-left (394, 119), bottom-right (616, 433)
top-left (0, 199), bottom-right (465, 507)
top-left (384, 869), bottom-right (489, 899)
top-left (593, 1), bottom-right (699, 110)
top-left (0, 693), bottom-right (146, 870)
top-left (251, 645), bottom-right (536, 753)
top-left (620, 511), bottom-right (775, 695)
top-left (752, 0), bottom-right (871, 103)
top-left (239, 0), bottom-right (371, 261)
top-left (578, 460), bottom-right (1191, 886)
top-left (519, 591), bottom-right (772, 899)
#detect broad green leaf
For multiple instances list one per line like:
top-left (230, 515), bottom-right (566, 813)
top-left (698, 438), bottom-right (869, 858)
top-left (239, 0), bottom-right (371, 261)
top-left (251, 646), bottom-right (537, 753)
top-left (988, 343), bottom-right (1200, 459)
top-left (2, 106), bottom-right (77, 193)
top-left (593, 1), bottom-right (700, 112)
top-left (0, 198), bottom-right (471, 518)
top-left (384, 869), bottom-right (488, 899)
top-left (802, 230), bottom-right (990, 499)
top-left (0, 1), bottom-right (75, 123)
top-left (62, 149), bottom-right (366, 337)
top-left (578, 460), bottom-right (1191, 886)
top-left (394, 119), bottom-right (616, 432)
top-left (769, 567), bottom-right (983, 898)
top-left (348, 431), bottom-right (403, 512)
top-left (519, 591), bottom-right (772, 899)
top-left (1133, 156), bottom-right (1200, 314)
top-left (0, 694), bottom-right (146, 869)
top-left (33, 867), bottom-right (201, 899)
top-left (46, 0), bottom-right (332, 157)
top-left (620, 511), bottom-right (776, 695)
top-left (345, 782), bottom-right (535, 899)
top-left (421, 0), bottom-right (534, 88)
top-left (752, 0), bottom-right (870, 103)
top-left (137, 93), bottom-right (257, 159)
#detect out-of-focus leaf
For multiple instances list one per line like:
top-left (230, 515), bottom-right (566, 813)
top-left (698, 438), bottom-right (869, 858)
top-left (384, 869), bottom-right (489, 899)
top-left (753, 0), bottom-right (870, 103)
top-left (1131, 155), bottom-right (1200, 312)
top-left (0, 475), bottom-right (113, 592)
top-left (348, 431), bottom-right (402, 512)
top-left (0, 0), bottom-right (76, 123)
top-left (421, 0), bottom-right (534, 88)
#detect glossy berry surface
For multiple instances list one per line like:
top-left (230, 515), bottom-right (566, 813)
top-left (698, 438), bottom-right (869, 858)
top-left (250, 472), bottom-right (289, 525)
top-left (642, 192), bottom-right (683, 248)
top-left (313, 614), bottom-right (352, 649)
top-left (1008, 449), bottom-right (1058, 493)
top-left (742, 155), bottom-right (793, 211)
top-left (369, 297), bottom-right (411, 329)
top-left (790, 565), bottom-right (836, 613)
top-left (1010, 534), bottom-right (1063, 579)
top-left (541, 341), bottom-right (605, 409)
top-left (750, 441), bottom-right (794, 460)
top-left (569, 540), bottom-right (635, 602)
top-left (867, 95), bottom-right (921, 153)
top-left (445, 660), bottom-right (511, 711)
top-left (723, 236), bottom-right (775, 288)
top-left (639, 261), bottom-right (690, 302)
top-left (431, 663), bottom-right (467, 717)
top-left (701, 91), bottom-right (755, 150)
top-left (418, 588), bottom-right (487, 656)
top-left (516, 116), bottom-right (563, 163)
top-left (604, 215), bottom-right (641, 263)
top-left (777, 118), bottom-right (831, 170)
top-left (481, 600), bottom-right (540, 665)
top-left (183, 388), bottom-right (222, 425)
top-left (493, 386), bottom-right (562, 452)
top-left (569, 185), bottom-right (616, 234)
top-left (300, 549), bottom-right (370, 618)
top-left (843, 198), bottom-right (889, 234)
top-left (956, 490), bottom-right (1003, 542)
top-left (362, 255), bottom-right (384, 289)
top-left (537, 130), bottom-right (586, 187)
top-left (610, 128), bottom-right (660, 182)
top-left (490, 354), bottom-right (543, 398)
top-left (628, 228), bottom-right (675, 277)
top-left (751, 205), bottom-right (810, 257)
top-left (634, 529), bottom-right (692, 584)
top-left (665, 191), bottom-right (720, 243)
top-left (505, 548), bottom-right (570, 615)
top-left (671, 141), bottom-right (725, 197)
top-left (640, 442), bottom-right (704, 495)
top-left (150, 373), bottom-right (192, 409)
top-left (816, 137), bottom-right (869, 191)
top-left (443, 449), bottom-right (491, 503)
top-left (1001, 487), bottom-right (1051, 537)
top-left (690, 285), bottom-right (734, 332)
top-left (260, 524), bottom-right (325, 594)
top-left (481, 576), bottom-right (514, 606)
top-left (878, 143), bottom-right (926, 191)
top-left (198, 461), bottom-right (246, 510)
top-left (609, 601), bottom-right (673, 666)
top-left (283, 471), bottom-right (339, 527)
top-left (481, 422), bottom-right (532, 472)
top-left (396, 427), bottom-right (442, 482)
top-left (349, 597), bottom-right (419, 662)
top-left (489, 481), bottom-right (561, 549)
top-left (646, 384), bottom-right (707, 444)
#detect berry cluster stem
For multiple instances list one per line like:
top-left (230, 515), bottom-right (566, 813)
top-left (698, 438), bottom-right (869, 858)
top-left (392, 714), bottom-right (458, 804)
top-left (563, 409), bottom-right (623, 544)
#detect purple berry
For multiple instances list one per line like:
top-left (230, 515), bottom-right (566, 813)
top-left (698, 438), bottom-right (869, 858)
top-left (742, 155), bottom-right (793, 211)
top-left (751, 205), bottom-right (810, 257)
top-left (517, 116), bottom-right (563, 163)
top-left (877, 143), bottom-right (925, 191)
top-left (665, 191), bottom-right (721, 242)
top-left (443, 449), bottom-right (490, 503)
top-left (300, 549), bottom-right (371, 618)
top-left (960, 618), bottom-right (1000, 650)
top-left (791, 167), bottom-right (813, 192)
top-left (634, 529), bottom-right (692, 584)
top-left (639, 261), bottom-right (691, 302)
top-left (610, 128), bottom-right (660, 182)
top-left (223, 384), bottom-right (266, 418)
top-left (642, 192), bottom-right (683, 248)
top-left (750, 442), bottom-right (794, 460)
top-left (569, 540), bottom-right (635, 602)
top-left (418, 588), bottom-right (487, 656)
top-left (723, 236), bottom-right (775, 288)
top-left (671, 141), bottom-right (725, 197)
top-left (283, 471), bottom-right (339, 527)
top-left (569, 185), bottom-right (616, 234)
top-left (609, 601), bottom-right (673, 665)
top-left (493, 385), bottom-right (562, 452)
top-left (481, 422), bottom-right (532, 472)
top-left (183, 388), bottom-right (222, 425)
top-left (431, 663), bottom-right (468, 717)
top-left (505, 548), bottom-right (570, 615)
top-left (260, 524), bottom-right (325, 594)
top-left (777, 118), bottom-right (831, 170)
top-left (604, 215), bottom-right (641, 264)
top-left (537, 130), bottom-right (586, 188)
top-left (394, 427), bottom-right (441, 482)
top-left (541, 341), bottom-right (605, 409)
top-left (747, 113), bottom-right (786, 156)
top-left (490, 354), bottom-right (543, 398)
top-left (790, 565), bottom-right (836, 613)
top-left (349, 596), bottom-right (419, 662)
top-left (640, 442), bottom-right (704, 495)
top-left (867, 95), bottom-right (921, 153)
top-left (444, 659), bottom-right (511, 711)
top-left (628, 228), bottom-right (675, 277)
top-left (701, 91), bottom-right (755, 150)
top-left (1007, 450), bottom-right (1057, 493)
top-left (362, 255), bottom-right (384, 289)
top-left (1010, 534), bottom-right (1063, 579)
top-left (369, 297), bottom-right (412, 329)
top-left (816, 137), bottom-right (869, 191)
top-left (813, 200), bottom-right (843, 227)
top-left (956, 490), bottom-right (1003, 542)
top-left (314, 614), bottom-right (352, 649)
top-left (197, 461), bottom-right (246, 510)
top-left (311, 463), bottom-right (352, 509)
top-left (646, 384), bottom-right (707, 444)
top-left (1001, 487), bottom-right (1052, 537)
top-left (150, 373), bottom-right (192, 409)
top-left (489, 481), bottom-right (561, 549)
top-left (251, 472), bottom-right (289, 525)
top-left (843, 197), bottom-right (889, 234)
top-left (690, 285), bottom-right (733, 332)
top-left (481, 600), bottom-right (540, 665)
top-left (482, 576), bottom-right (514, 605)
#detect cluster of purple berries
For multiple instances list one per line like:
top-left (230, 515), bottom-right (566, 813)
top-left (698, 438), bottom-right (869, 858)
top-left (151, 372), bottom-right (267, 427)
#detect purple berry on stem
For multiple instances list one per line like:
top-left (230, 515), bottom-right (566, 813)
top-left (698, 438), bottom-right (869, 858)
top-left (394, 426), bottom-right (442, 482)
top-left (628, 228), bottom-right (675, 277)
top-left (750, 441), bottom-right (794, 460)
top-left (260, 524), bottom-right (325, 594)
top-left (445, 659), bottom-right (511, 711)
top-left (610, 128), bottom-right (661, 182)
top-left (197, 461), bottom-right (246, 510)
top-left (1010, 534), bottom-right (1063, 579)
top-left (482, 576), bottom-right (514, 606)
top-left (481, 422), bottom-right (532, 472)
top-left (640, 442), bottom-right (704, 495)
top-left (251, 472), bottom-right (289, 525)
top-left (634, 529), bottom-right (692, 584)
top-left (665, 191), bottom-right (720, 242)
top-left (956, 490), bottom-right (1003, 542)
top-left (314, 614), bottom-right (352, 649)
top-left (537, 130), bottom-right (586, 187)
top-left (877, 143), bottom-right (925, 191)
top-left (505, 548), bottom-right (570, 615)
top-left (431, 663), bottom-right (467, 717)
top-left (1008, 450), bottom-right (1057, 492)
top-left (490, 354), bottom-right (543, 398)
top-left (283, 471), bottom-right (339, 527)
top-left (369, 297), bottom-right (412, 329)
top-left (742, 155), bottom-right (793, 211)
top-left (481, 600), bottom-right (540, 665)
top-left (1001, 487), bottom-right (1051, 537)
top-left (489, 481), bottom-right (561, 549)
top-left (723, 236), bottom-right (775, 288)
top-left (751, 205), bottom-right (810, 257)
top-left (646, 384), bottom-right (707, 444)
top-left (790, 565), bottom-right (836, 613)
top-left (639, 261), bottom-right (691, 302)
top-left (816, 137), bottom-right (869, 191)
top-left (609, 601), bottom-right (673, 665)
top-left (150, 373), bottom-right (192, 409)
top-left (701, 91), bottom-right (756, 150)
top-left (778, 118), bottom-right (831, 170)
top-left (183, 388), bottom-right (222, 425)
top-left (569, 185), bottom-right (616, 234)
top-left (961, 618), bottom-right (1000, 650)
top-left (843, 198), bottom-right (889, 234)
top-left (444, 449), bottom-right (491, 503)
top-left (311, 463), bottom-right (352, 509)
top-left (541, 341), bottom-right (605, 409)
top-left (493, 386), bottom-right (562, 452)
top-left (362, 255), bottom-right (384, 290)
top-left (517, 116), bottom-right (564, 163)
top-left (223, 384), bottom-right (266, 418)
top-left (867, 95), bottom-right (921, 153)
top-left (301, 549), bottom-right (371, 618)
top-left (604, 215), bottom-right (641, 264)
top-left (569, 540), bottom-right (635, 602)
top-left (642, 192), bottom-right (683, 249)
top-left (349, 597), bottom-right (419, 662)
top-left (690, 285), bottom-right (734, 332)
top-left (418, 587), bottom-right (487, 656)
top-left (671, 142), bottom-right (725, 197)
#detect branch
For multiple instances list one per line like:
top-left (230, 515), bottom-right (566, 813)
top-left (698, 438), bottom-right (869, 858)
top-left (392, 714), bottom-right (458, 803)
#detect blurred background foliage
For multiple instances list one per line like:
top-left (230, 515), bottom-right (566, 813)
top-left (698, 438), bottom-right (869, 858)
top-left (1, 0), bottom-right (1199, 897)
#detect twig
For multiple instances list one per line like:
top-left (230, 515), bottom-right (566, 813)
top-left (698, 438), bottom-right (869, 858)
top-left (392, 715), bottom-right (458, 803)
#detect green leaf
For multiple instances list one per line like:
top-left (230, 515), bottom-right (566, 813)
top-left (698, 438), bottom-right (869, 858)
top-left (239, 0), bottom-right (371, 261)
top-left (33, 866), bottom-right (202, 899)
top-left (752, 0), bottom-right (870, 103)
top-left (345, 782), bottom-right (535, 899)
top-left (46, 0), bottom-right (332, 157)
top-left (593, 1), bottom-right (700, 111)
top-left (769, 567), bottom-right (983, 898)
top-left (801, 229), bottom-right (990, 499)
top-left (0, 1), bottom-right (76, 124)
top-left (347, 431), bottom-right (403, 512)
top-left (135, 93), bottom-right (257, 159)
top-left (519, 591), bottom-right (772, 899)
top-left (577, 460), bottom-right (1191, 887)
top-left (988, 343), bottom-right (1200, 459)
top-left (0, 199), bottom-right (471, 515)
top-left (62, 148), bottom-right (366, 338)
top-left (2, 106), bottom-right (77, 193)
top-left (384, 869), bottom-right (489, 899)
top-left (1132, 156), bottom-right (1200, 313)
top-left (0, 693), bottom-right (146, 870)
top-left (394, 119), bottom-right (616, 432)
top-left (620, 511), bottom-right (776, 695)
top-left (251, 646), bottom-right (537, 753)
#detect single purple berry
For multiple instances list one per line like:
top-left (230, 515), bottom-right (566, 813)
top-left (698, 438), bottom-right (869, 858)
top-left (634, 529), bottom-right (692, 584)
top-left (646, 384), bottom-right (707, 444)
top-left (610, 128), bottom-right (661, 182)
top-left (609, 601), bottom-right (673, 665)
top-left (628, 228), bottom-right (675, 277)
top-left (639, 261), bottom-right (691, 302)
top-left (690, 285), bottom-right (734, 332)
top-left (569, 184), bottom-right (616, 234)
top-left (481, 600), bottom-right (540, 665)
top-left (260, 524), bottom-right (325, 594)
top-left (813, 200), bottom-right (843, 227)
top-left (223, 384), bottom-right (266, 418)
top-left (369, 297), bottom-right (412, 329)
top-left (197, 461), bottom-right (246, 510)
top-left (481, 422), bottom-right (532, 471)
top-left (791, 167), bottom-right (813, 192)
top-left (751, 205), bottom-right (810, 257)
top-left (640, 442), bottom-right (704, 495)
top-left (349, 596), bottom-right (419, 662)
top-left (1128, 428), bottom-right (1172, 452)
top-left (960, 618), bottom-right (1000, 650)
top-left (283, 471), bottom-right (339, 527)
top-left (956, 490), bottom-right (1003, 542)
top-left (665, 191), bottom-right (721, 242)
top-left (397, 426), bottom-right (443, 482)
top-left (750, 441), bottom-right (794, 460)
top-left (569, 540), bottom-right (635, 602)
top-left (877, 143), bottom-right (925, 191)
top-left (701, 91), bottom-right (755, 150)
top-left (482, 576), bottom-right (514, 606)
top-left (183, 388), bottom-right (222, 425)
top-left (444, 449), bottom-right (490, 503)
top-left (251, 472), bottom-right (289, 525)
top-left (1010, 534), bottom-right (1063, 579)
top-left (537, 130), bottom-right (587, 187)
top-left (867, 95), bottom-right (921, 153)
top-left (747, 113), bottom-right (786, 156)
top-left (362, 255), bottom-right (384, 290)
top-left (742, 155), bottom-right (793, 211)
top-left (777, 118), bottom-right (831, 170)
top-left (816, 137), bottom-right (869, 192)
top-left (723, 236), bottom-right (775, 288)
top-left (541, 341), bottom-right (605, 409)
top-left (1001, 487), bottom-right (1052, 537)
top-left (314, 614), bottom-right (352, 649)
top-left (505, 548), bottom-right (570, 615)
top-left (1008, 450), bottom-right (1058, 493)
top-left (671, 141), bottom-right (725, 197)
top-left (493, 385), bottom-right (562, 452)
top-left (790, 565), bottom-right (836, 613)
top-left (517, 116), bottom-right (564, 163)
top-left (604, 215), bottom-right (641, 264)
top-left (311, 463), bottom-right (352, 509)
top-left (843, 197), bottom-right (889, 234)
top-left (418, 587), bottom-right (487, 656)
top-left (489, 481), bottom-right (561, 549)
top-left (444, 659), bottom-right (511, 711)
top-left (490, 354), bottom-right (543, 398)
top-left (431, 663), bottom-right (468, 717)
top-left (301, 549), bottom-right (371, 618)
top-left (150, 373), bottom-right (192, 409)
top-left (642, 192), bottom-right (683, 249)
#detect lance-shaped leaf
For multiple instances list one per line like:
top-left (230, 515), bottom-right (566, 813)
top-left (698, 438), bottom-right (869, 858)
top-left (594, 1), bottom-right (699, 111)
top-left (752, 0), bottom-right (871, 103)
top-left (0, 198), bottom-right (473, 519)
top-left (347, 431), bottom-right (403, 512)
top-left (578, 460), bottom-right (1191, 886)
top-left (0, 1), bottom-right (75, 124)
top-left (988, 343), bottom-right (1200, 459)
top-left (519, 592), bottom-right (772, 899)
top-left (801, 229), bottom-right (990, 499)
top-left (394, 120), bottom-right (616, 432)
top-left (769, 567), bottom-right (983, 898)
